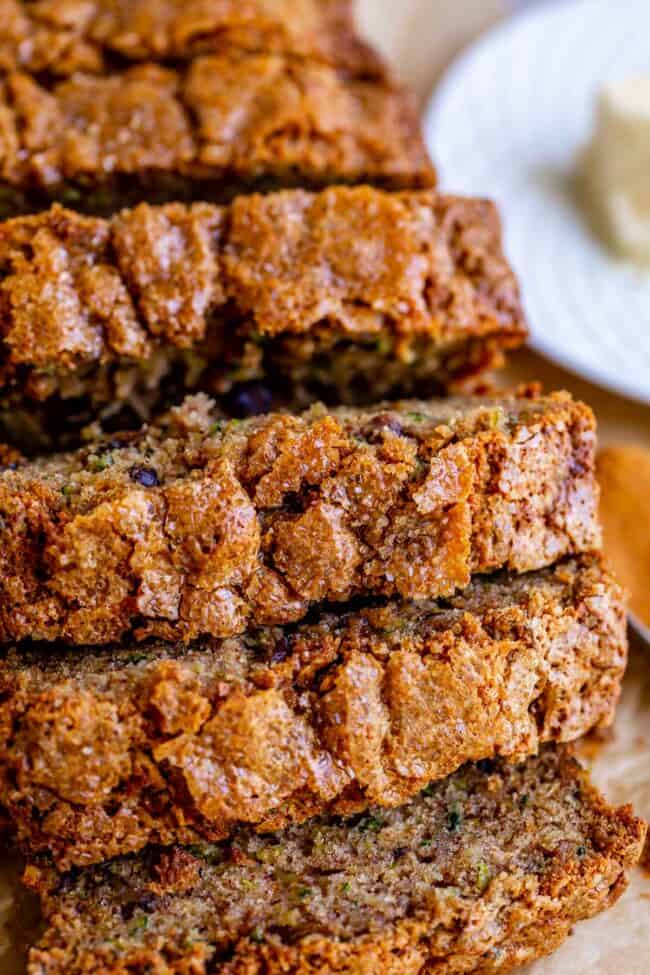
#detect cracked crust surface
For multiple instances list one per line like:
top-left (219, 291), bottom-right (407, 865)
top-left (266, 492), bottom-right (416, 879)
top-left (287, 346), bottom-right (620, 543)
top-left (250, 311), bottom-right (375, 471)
top-left (24, 747), bottom-right (647, 975)
top-left (0, 555), bottom-right (627, 869)
top-left (0, 189), bottom-right (526, 450)
top-left (0, 0), bottom-right (386, 78)
top-left (0, 391), bottom-right (601, 646)
top-left (0, 53), bottom-right (433, 218)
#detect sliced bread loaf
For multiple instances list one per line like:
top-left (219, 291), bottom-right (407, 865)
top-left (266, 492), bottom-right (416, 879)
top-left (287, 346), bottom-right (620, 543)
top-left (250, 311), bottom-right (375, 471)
top-left (25, 747), bottom-right (646, 975)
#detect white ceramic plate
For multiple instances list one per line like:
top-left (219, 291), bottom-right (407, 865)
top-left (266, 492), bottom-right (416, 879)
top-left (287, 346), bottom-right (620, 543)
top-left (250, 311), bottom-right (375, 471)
top-left (424, 0), bottom-right (650, 405)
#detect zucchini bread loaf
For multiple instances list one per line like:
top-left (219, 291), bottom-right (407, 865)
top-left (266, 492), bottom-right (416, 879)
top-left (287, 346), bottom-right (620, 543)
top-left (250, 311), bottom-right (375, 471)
top-left (0, 555), bottom-right (626, 869)
top-left (0, 189), bottom-right (526, 450)
top-left (0, 0), bottom-right (386, 78)
top-left (25, 747), bottom-right (647, 975)
top-left (0, 51), bottom-right (433, 219)
top-left (0, 391), bottom-right (600, 645)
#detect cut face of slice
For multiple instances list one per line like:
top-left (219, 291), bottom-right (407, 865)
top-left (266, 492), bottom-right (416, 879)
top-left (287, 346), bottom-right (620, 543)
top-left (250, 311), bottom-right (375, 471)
top-left (25, 746), bottom-right (646, 975)
top-left (0, 188), bottom-right (526, 452)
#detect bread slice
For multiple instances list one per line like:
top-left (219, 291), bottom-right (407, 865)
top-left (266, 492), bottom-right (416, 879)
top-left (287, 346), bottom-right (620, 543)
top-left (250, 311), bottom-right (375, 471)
top-left (0, 52), bottom-right (432, 220)
top-left (0, 0), bottom-right (386, 79)
top-left (0, 189), bottom-right (525, 450)
top-left (24, 747), bottom-right (647, 975)
top-left (0, 555), bottom-right (625, 870)
top-left (0, 391), bottom-right (600, 645)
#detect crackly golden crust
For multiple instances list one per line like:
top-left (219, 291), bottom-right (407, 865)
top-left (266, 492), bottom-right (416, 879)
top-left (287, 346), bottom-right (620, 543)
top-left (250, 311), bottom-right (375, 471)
top-left (0, 391), bottom-right (601, 646)
top-left (0, 190), bottom-right (526, 450)
top-left (0, 0), bottom-right (386, 78)
top-left (25, 748), bottom-right (647, 975)
top-left (0, 54), bottom-right (433, 218)
top-left (0, 555), bottom-right (627, 869)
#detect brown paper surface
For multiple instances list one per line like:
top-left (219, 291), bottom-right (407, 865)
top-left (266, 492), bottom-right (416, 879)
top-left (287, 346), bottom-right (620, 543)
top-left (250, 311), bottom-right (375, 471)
top-left (526, 639), bottom-right (650, 972)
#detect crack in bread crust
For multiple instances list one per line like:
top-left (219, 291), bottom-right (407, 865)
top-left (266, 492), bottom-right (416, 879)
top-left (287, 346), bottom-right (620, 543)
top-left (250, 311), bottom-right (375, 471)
top-left (24, 748), bottom-right (647, 975)
top-left (0, 555), bottom-right (626, 869)
top-left (0, 392), bottom-right (601, 646)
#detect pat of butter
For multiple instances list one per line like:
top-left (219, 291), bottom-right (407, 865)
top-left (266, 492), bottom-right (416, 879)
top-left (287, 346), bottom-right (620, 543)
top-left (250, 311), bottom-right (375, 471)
top-left (581, 77), bottom-right (650, 264)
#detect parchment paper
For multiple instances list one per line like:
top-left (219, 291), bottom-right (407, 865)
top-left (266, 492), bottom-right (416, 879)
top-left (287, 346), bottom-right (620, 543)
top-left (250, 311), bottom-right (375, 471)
top-left (526, 637), bottom-right (650, 973)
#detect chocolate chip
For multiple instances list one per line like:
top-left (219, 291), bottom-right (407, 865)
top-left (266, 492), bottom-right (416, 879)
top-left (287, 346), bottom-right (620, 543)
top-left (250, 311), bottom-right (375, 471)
top-left (120, 895), bottom-right (159, 921)
top-left (271, 635), bottom-right (291, 664)
top-left (104, 438), bottom-right (130, 451)
top-left (363, 413), bottom-right (403, 442)
top-left (129, 465), bottom-right (159, 488)
top-left (55, 871), bottom-right (80, 895)
top-left (138, 894), bottom-right (161, 914)
top-left (226, 381), bottom-right (273, 418)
